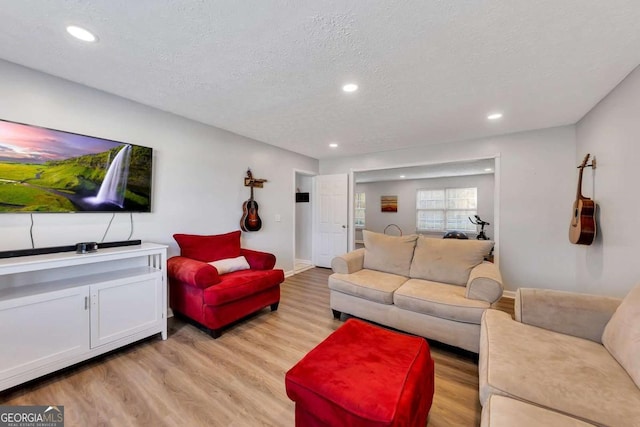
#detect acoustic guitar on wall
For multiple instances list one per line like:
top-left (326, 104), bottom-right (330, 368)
top-left (240, 169), bottom-right (262, 232)
top-left (569, 154), bottom-right (596, 245)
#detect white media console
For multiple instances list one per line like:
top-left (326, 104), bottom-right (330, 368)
top-left (0, 243), bottom-right (168, 392)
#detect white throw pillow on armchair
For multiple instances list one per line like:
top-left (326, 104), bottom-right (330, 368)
top-left (208, 256), bottom-right (250, 275)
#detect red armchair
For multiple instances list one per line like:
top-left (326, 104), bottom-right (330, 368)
top-left (168, 230), bottom-right (284, 338)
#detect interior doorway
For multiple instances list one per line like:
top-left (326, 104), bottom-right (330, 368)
top-left (293, 170), bottom-right (315, 274)
top-left (293, 171), bottom-right (350, 274)
top-left (350, 156), bottom-right (500, 266)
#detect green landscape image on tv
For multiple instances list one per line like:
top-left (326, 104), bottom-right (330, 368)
top-left (0, 119), bottom-right (152, 213)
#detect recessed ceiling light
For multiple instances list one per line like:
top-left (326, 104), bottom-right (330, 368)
top-left (66, 25), bottom-right (97, 42)
top-left (400, 175), bottom-right (406, 178)
top-left (484, 168), bottom-right (493, 172)
top-left (342, 83), bottom-right (358, 93)
top-left (487, 112), bottom-right (503, 120)
top-left (329, 143), bottom-right (338, 148)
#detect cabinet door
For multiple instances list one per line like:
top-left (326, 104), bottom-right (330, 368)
top-left (90, 274), bottom-right (162, 348)
top-left (0, 287), bottom-right (89, 381)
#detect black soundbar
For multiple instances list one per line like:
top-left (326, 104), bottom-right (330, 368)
top-left (0, 240), bottom-right (142, 259)
top-left (0, 245), bottom-right (76, 259)
top-left (97, 240), bottom-right (142, 249)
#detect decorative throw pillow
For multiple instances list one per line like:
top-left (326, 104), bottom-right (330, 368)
top-left (602, 283), bottom-right (640, 388)
top-left (363, 230), bottom-right (418, 277)
top-left (173, 230), bottom-right (242, 262)
top-left (409, 237), bottom-right (493, 286)
top-left (208, 256), bottom-right (251, 275)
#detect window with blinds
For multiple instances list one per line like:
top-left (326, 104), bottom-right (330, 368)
top-left (416, 187), bottom-right (477, 232)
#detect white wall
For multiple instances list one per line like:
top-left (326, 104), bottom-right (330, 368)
top-left (322, 126), bottom-right (577, 293)
top-left (0, 60), bottom-right (318, 273)
top-left (356, 174), bottom-right (494, 238)
top-left (575, 65), bottom-right (640, 297)
top-left (295, 174), bottom-right (313, 261)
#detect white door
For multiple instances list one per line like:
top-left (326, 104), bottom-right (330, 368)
top-left (90, 273), bottom-right (163, 348)
top-left (313, 174), bottom-right (349, 268)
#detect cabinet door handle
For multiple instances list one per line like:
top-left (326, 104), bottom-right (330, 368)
top-left (84, 296), bottom-right (89, 310)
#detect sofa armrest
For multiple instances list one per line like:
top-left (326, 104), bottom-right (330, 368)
top-left (465, 262), bottom-right (503, 303)
top-left (515, 288), bottom-right (622, 343)
top-left (331, 248), bottom-right (365, 274)
top-left (167, 256), bottom-right (220, 289)
top-left (240, 248), bottom-right (276, 270)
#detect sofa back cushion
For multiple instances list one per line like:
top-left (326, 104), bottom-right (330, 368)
top-left (174, 230), bottom-right (242, 262)
top-left (363, 230), bottom-right (417, 277)
top-left (602, 283), bottom-right (640, 388)
top-left (409, 237), bottom-right (493, 286)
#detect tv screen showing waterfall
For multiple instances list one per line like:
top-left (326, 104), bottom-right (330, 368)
top-left (0, 119), bottom-right (152, 213)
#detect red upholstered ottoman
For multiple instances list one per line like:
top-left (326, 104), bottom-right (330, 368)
top-left (285, 319), bottom-right (435, 427)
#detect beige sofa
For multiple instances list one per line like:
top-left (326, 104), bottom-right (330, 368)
top-left (479, 285), bottom-right (640, 426)
top-left (329, 230), bottom-right (502, 353)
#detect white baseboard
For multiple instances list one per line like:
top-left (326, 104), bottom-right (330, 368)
top-left (292, 259), bottom-right (315, 276)
top-left (502, 290), bottom-right (515, 299)
top-left (287, 264), bottom-right (315, 277)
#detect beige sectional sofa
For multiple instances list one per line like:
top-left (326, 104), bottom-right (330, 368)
top-left (329, 230), bottom-right (502, 353)
top-left (479, 285), bottom-right (640, 426)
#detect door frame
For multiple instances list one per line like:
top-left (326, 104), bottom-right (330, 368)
top-left (349, 154), bottom-right (501, 267)
top-left (292, 169), bottom-right (317, 275)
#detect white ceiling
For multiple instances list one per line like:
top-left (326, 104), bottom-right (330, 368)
top-left (1, 1), bottom-right (639, 160)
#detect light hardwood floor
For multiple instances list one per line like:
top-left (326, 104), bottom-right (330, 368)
top-left (0, 268), bottom-right (513, 426)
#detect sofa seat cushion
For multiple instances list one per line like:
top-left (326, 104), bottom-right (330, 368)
top-left (394, 279), bottom-right (489, 324)
top-left (329, 270), bottom-right (409, 305)
top-left (203, 269), bottom-right (284, 306)
top-left (481, 395), bottom-right (594, 427)
top-left (479, 309), bottom-right (640, 427)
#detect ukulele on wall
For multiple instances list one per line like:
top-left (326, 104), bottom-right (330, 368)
top-left (569, 154), bottom-right (596, 245)
top-left (240, 169), bottom-right (265, 232)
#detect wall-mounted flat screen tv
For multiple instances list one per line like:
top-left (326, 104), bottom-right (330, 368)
top-left (0, 119), bottom-right (152, 213)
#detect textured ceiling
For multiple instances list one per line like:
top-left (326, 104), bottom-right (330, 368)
top-left (0, 1), bottom-right (639, 160)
